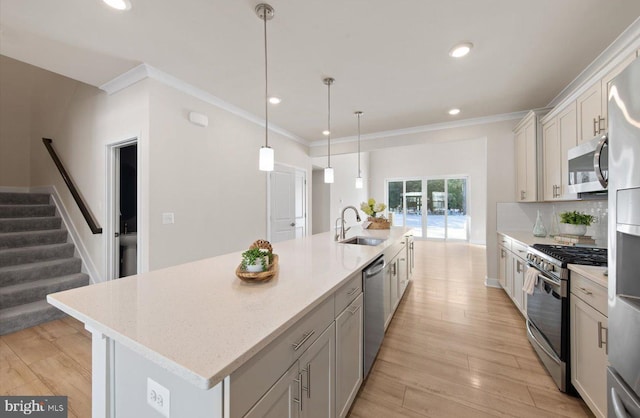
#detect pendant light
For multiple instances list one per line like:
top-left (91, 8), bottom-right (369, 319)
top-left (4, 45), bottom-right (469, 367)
top-left (257, 3), bottom-right (274, 171)
top-left (324, 77), bottom-right (335, 183)
top-left (354, 111), bottom-right (363, 189)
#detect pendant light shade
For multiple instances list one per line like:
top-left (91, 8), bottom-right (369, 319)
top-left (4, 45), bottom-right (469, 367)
top-left (324, 167), bottom-right (335, 183)
top-left (259, 146), bottom-right (274, 171)
top-left (354, 111), bottom-right (363, 189)
top-left (257, 3), bottom-right (275, 172)
top-left (324, 77), bottom-right (335, 184)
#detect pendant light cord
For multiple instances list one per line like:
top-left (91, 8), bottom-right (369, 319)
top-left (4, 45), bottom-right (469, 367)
top-left (263, 11), bottom-right (269, 148)
top-left (357, 113), bottom-right (361, 176)
top-left (327, 81), bottom-right (331, 167)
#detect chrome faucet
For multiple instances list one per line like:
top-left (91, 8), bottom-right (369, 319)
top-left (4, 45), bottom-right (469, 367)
top-left (336, 206), bottom-right (362, 241)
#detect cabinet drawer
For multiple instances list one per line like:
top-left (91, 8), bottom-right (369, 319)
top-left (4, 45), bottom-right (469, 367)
top-left (571, 272), bottom-right (607, 316)
top-left (511, 241), bottom-right (528, 260)
top-left (335, 271), bottom-right (362, 316)
top-left (498, 234), bottom-right (512, 251)
top-left (229, 296), bottom-right (334, 417)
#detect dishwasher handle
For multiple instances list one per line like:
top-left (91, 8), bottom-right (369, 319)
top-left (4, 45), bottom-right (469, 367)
top-left (364, 259), bottom-right (385, 277)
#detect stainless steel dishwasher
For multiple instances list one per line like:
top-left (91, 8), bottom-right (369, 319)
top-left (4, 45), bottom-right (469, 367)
top-left (362, 255), bottom-right (385, 378)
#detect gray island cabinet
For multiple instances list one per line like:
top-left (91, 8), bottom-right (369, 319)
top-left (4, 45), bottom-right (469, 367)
top-left (48, 227), bottom-right (412, 418)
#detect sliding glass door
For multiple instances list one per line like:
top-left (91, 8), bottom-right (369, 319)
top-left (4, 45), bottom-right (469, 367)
top-left (387, 177), bottom-right (468, 241)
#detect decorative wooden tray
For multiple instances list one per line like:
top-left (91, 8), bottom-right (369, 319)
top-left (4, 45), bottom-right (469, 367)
top-left (236, 254), bottom-right (279, 283)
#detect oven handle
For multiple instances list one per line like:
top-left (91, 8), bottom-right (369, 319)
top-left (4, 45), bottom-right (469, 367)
top-left (526, 320), bottom-right (561, 364)
top-left (526, 266), bottom-right (561, 289)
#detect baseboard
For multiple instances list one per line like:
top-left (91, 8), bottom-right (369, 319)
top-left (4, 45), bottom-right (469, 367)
top-left (0, 186), bottom-right (30, 193)
top-left (484, 277), bottom-right (502, 288)
top-left (30, 185), bottom-right (103, 284)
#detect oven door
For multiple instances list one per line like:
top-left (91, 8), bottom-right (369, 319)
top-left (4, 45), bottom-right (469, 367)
top-left (526, 267), bottom-right (567, 360)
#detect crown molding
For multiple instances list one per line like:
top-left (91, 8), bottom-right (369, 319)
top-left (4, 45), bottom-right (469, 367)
top-left (99, 64), bottom-right (308, 145)
top-left (309, 110), bottom-right (528, 147)
top-left (544, 16), bottom-right (640, 120)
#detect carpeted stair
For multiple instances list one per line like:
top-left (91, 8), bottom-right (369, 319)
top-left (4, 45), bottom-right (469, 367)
top-left (0, 192), bottom-right (89, 335)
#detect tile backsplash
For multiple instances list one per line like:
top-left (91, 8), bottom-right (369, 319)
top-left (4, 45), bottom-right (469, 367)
top-left (497, 199), bottom-right (608, 247)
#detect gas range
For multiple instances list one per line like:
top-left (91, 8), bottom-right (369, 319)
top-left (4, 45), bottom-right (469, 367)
top-left (526, 244), bottom-right (608, 281)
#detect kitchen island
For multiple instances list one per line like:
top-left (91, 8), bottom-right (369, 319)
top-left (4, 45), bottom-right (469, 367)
top-left (47, 226), bottom-right (413, 418)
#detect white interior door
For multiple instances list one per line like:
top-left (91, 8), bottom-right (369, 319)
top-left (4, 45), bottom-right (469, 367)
top-left (270, 165), bottom-right (306, 243)
top-left (294, 170), bottom-right (306, 238)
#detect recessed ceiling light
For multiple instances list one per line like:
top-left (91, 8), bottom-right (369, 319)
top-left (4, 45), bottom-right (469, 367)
top-left (268, 97), bottom-right (281, 104)
top-left (102, 0), bottom-right (131, 11)
top-left (449, 42), bottom-right (473, 58)
top-left (322, 130), bottom-right (330, 136)
top-left (448, 108), bottom-right (461, 115)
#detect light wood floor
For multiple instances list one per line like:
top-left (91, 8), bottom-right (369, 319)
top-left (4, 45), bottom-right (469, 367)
top-left (1, 316), bottom-right (92, 418)
top-left (1, 241), bottom-right (593, 418)
top-left (348, 240), bottom-right (594, 417)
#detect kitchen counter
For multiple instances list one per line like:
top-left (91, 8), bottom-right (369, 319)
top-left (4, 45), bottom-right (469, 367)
top-left (498, 230), bottom-right (558, 247)
top-left (47, 226), bottom-right (412, 390)
top-left (569, 264), bottom-right (608, 288)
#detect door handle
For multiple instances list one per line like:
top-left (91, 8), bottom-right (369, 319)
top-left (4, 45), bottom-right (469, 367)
top-left (290, 222), bottom-right (296, 227)
top-left (114, 232), bottom-right (120, 237)
top-left (593, 134), bottom-right (608, 188)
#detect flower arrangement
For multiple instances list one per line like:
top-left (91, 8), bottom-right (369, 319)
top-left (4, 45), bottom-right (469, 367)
top-left (360, 198), bottom-right (387, 219)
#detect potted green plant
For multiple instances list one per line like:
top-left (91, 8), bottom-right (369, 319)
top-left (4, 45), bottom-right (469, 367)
top-left (559, 211), bottom-right (595, 236)
top-left (241, 247), bottom-right (271, 272)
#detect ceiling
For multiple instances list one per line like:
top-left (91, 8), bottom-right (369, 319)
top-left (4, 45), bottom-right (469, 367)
top-left (1, 0), bottom-right (640, 142)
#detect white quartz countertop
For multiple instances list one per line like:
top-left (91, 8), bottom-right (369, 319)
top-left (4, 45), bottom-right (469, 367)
top-left (568, 264), bottom-right (608, 288)
top-left (48, 227), bottom-right (412, 390)
top-left (497, 230), bottom-right (557, 246)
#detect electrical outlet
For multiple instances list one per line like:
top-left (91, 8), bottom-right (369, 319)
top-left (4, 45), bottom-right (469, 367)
top-left (147, 378), bottom-right (170, 417)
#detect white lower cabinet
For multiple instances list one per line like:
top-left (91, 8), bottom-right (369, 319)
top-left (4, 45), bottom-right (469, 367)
top-left (245, 324), bottom-right (335, 418)
top-left (244, 361), bottom-right (301, 418)
top-left (335, 294), bottom-right (363, 418)
top-left (570, 273), bottom-right (608, 418)
top-left (512, 255), bottom-right (526, 313)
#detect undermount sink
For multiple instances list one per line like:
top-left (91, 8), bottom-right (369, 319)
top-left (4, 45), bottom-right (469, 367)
top-left (340, 236), bottom-right (385, 246)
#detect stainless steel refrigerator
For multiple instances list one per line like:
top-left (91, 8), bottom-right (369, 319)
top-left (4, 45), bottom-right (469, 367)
top-left (608, 57), bottom-right (640, 417)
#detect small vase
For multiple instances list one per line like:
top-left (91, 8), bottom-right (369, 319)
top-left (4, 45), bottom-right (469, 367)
top-left (549, 206), bottom-right (560, 237)
top-left (533, 210), bottom-right (547, 237)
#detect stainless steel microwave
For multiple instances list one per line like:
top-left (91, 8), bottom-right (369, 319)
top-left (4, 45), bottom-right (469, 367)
top-left (567, 133), bottom-right (608, 194)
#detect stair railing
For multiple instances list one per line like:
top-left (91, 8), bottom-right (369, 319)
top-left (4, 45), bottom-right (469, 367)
top-left (42, 138), bottom-right (102, 234)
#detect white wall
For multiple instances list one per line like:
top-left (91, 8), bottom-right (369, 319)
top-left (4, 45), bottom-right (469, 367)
top-left (147, 80), bottom-right (311, 270)
top-left (369, 137), bottom-right (487, 244)
top-left (312, 169), bottom-right (330, 234)
top-left (0, 56), bottom-right (35, 187)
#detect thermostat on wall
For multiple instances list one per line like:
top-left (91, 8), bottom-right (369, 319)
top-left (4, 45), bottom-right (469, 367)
top-left (188, 111), bottom-right (208, 127)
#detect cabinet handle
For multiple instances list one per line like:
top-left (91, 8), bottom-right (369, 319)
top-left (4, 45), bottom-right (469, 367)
top-left (520, 190), bottom-right (525, 200)
top-left (346, 287), bottom-right (358, 296)
top-left (593, 117), bottom-right (599, 137)
top-left (293, 373), bottom-right (303, 411)
top-left (578, 287), bottom-right (593, 295)
top-left (304, 364), bottom-right (311, 398)
top-left (292, 330), bottom-right (315, 351)
top-left (598, 322), bottom-right (608, 354)
top-left (516, 261), bottom-right (522, 274)
top-left (597, 116), bottom-right (605, 134)
top-left (348, 305), bottom-right (361, 315)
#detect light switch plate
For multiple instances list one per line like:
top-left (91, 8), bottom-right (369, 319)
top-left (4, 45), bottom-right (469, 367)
top-left (147, 377), bottom-right (170, 417)
top-left (162, 213), bottom-right (174, 224)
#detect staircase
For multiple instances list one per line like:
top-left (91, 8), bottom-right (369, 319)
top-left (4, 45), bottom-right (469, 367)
top-left (0, 192), bottom-right (89, 335)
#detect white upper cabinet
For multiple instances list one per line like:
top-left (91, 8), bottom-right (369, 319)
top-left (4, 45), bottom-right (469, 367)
top-left (577, 83), bottom-right (603, 144)
top-left (577, 52), bottom-right (637, 144)
top-left (558, 102), bottom-right (578, 199)
top-left (514, 111), bottom-right (545, 202)
top-left (543, 116), bottom-right (560, 201)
